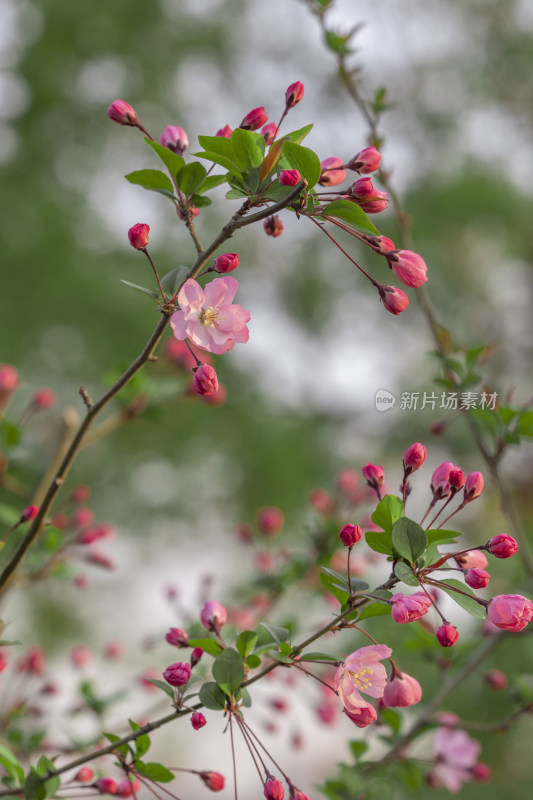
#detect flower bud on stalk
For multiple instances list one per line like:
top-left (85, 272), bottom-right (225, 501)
top-left (487, 594), bottom-right (533, 632)
top-left (436, 623), bottom-right (459, 647)
top-left (200, 600), bottom-right (227, 632)
top-left (386, 250), bottom-right (428, 288)
top-left (162, 661), bottom-right (191, 686)
top-left (263, 215), bottom-right (284, 237)
top-left (285, 81), bottom-right (304, 109)
top-left (382, 670), bottom-right (422, 707)
top-left (486, 533), bottom-right (518, 559)
top-left (264, 776), bottom-right (285, 800)
top-left (261, 122), bottom-right (277, 145)
top-left (318, 157), bottom-right (346, 186)
top-left (159, 125), bottom-right (188, 155)
top-left (199, 772), bottom-right (225, 791)
top-left (216, 124), bottom-right (232, 138)
top-left (465, 567), bottom-right (490, 589)
top-left (239, 106), bottom-right (268, 131)
top-left (190, 647), bottom-right (203, 667)
top-left (128, 223), bottom-right (150, 250)
top-left (346, 146), bottom-right (382, 174)
top-left (339, 523), bottom-right (362, 547)
top-left (191, 711), bottom-right (206, 729)
top-left (279, 169), bottom-right (302, 186)
top-left (106, 100), bottom-right (139, 127)
top-left (484, 668), bottom-right (508, 690)
top-left (165, 627), bottom-right (189, 647)
top-left (95, 778), bottom-right (117, 795)
top-left (377, 284), bottom-right (409, 315)
top-left (361, 462), bottom-right (384, 495)
top-left (192, 365), bottom-right (219, 397)
top-left (403, 442), bottom-right (427, 475)
top-left (463, 471), bottom-right (484, 502)
top-left (214, 252), bottom-right (239, 273)
top-left (257, 506), bottom-right (284, 535)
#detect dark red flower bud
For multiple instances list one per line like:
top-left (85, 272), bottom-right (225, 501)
top-left (128, 223), bottom-right (150, 250)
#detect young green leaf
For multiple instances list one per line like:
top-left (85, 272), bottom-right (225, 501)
top-left (394, 562), bottom-right (419, 587)
top-left (187, 637), bottom-right (223, 656)
top-left (198, 681), bottom-right (227, 710)
top-left (371, 495), bottom-right (404, 534)
top-left (144, 139), bottom-right (184, 178)
top-left (134, 762), bottom-right (174, 783)
top-left (120, 280), bottom-right (159, 300)
top-left (391, 518), bottom-right (428, 563)
top-left (365, 531), bottom-right (393, 555)
top-left (160, 266), bottom-right (188, 296)
top-left (282, 140), bottom-right (321, 187)
top-left (176, 162), bottom-right (207, 197)
top-left (212, 647), bottom-right (245, 695)
top-left (230, 129), bottom-right (265, 172)
top-left (125, 169), bottom-right (175, 198)
top-left (236, 630), bottom-right (259, 660)
top-left (321, 198), bottom-right (379, 235)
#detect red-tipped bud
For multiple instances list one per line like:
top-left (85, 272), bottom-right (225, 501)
top-left (436, 624), bottom-right (459, 647)
top-left (430, 462), bottom-right (454, 499)
top-left (382, 671), bottom-right (422, 707)
top-left (487, 533), bottom-right (518, 559)
top-left (261, 122), bottom-right (277, 145)
top-left (372, 235), bottom-right (396, 253)
top-left (106, 100), bottom-right (139, 127)
top-left (240, 106), bottom-right (268, 131)
top-left (128, 223), bottom-right (150, 250)
top-left (387, 250), bottom-right (428, 288)
top-left (20, 505), bottom-right (39, 523)
top-left (487, 594), bottom-right (533, 632)
top-left (199, 772), bottom-right (225, 791)
top-left (257, 506), bottom-right (284, 536)
top-left (339, 523), bottom-right (362, 547)
top-left (264, 777), bottom-right (285, 800)
top-left (465, 568), bottom-right (490, 589)
top-left (279, 169), bottom-right (302, 186)
top-left (463, 471), bottom-right (484, 501)
top-left (357, 190), bottom-right (388, 214)
top-left (165, 627), bottom-right (189, 647)
top-left (32, 388), bottom-right (56, 410)
top-left (403, 442), bottom-right (427, 474)
top-left (348, 177), bottom-right (375, 200)
top-left (162, 661), bottom-right (191, 686)
top-left (216, 124), bottom-right (232, 138)
top-left (159, 125), bottom-right (188, 155)
top-left (378, 284), bottom-right (409, 315)
top-left (214, 253), bottom-right (239, 273)
top-left (0, 364), bottom-right (18, 393)
top-left (75, 768), bottom-right (94, 783)
top-left (471, 763), bottom-right (491, 783)
top-left (346, 146), bottom-right (381, 174)
top-left (448, 468), bottom-right (465, 491)
top-left (285, 81), bottom-right (305, 109)
top-left (319, 157), bottom-right (346, 186)
top-left (263, 215), bottom-right (284, 237)
top-left (361, 462), bottom-right (384, 492)
top-left (484, 668), bottom-right (508, 690)
top-left (190, 647), bottom-right (203, 667)
top-left (192, 365), bottom-right (219, 397)
top-left (95, 778), bottom-right (117, 795)
top-left (200, 600), bottom-right (227, 632)
top-left (191, 711), bottom-right (207, 729)
top-left (290, 790), bottom-right (310, 800)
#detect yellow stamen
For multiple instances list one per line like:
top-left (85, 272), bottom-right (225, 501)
top-left (200, 307), bottom-right (219, 328)
top-left (349, 665), bottom-right (374, 690)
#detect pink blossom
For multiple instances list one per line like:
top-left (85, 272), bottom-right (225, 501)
top-left (319, 157), bottom-right (346, 186)
top-left (75, 768), bottom-right (94, 783)
top-left (487, 594), bottom-right (533, 632)
top-left (264, 776), bottom-right (284, 800)
top-left (348, 177), bottom-right (375, 200)
top-left (382, 671), bottom-right (422, 707)
top-left (0, 364), bottom-right (18, 393)
top-left (335, 643), bottom-right (392, 714)
top-left (390, 592), bottom-right (432, 624)
top-left (387, 250), bottom-right (428, 288)
top-left (449, 468), bottom-right (465, 490)
top-left (463, 471), bottom-right (484, 501)
top-left (128, 223), bottom-right (150, 250)
top-left (357, 190), bottom-right (388, 214)
top-left (32, 388), bottom-right (56, 410)
top-left (159, 125), bottom-right (188, 155)
top-left (432, 726), bottom-right (481, 793)
top-left (216, 124), bottom-right (232, 138)
top-left (309, 488), bottom-right (333, 515)
top-left (116, 780), bottom-right (140, 797)
top-left (430, 462), bottom-right (455, 499)
top-left (343, 701), bottom-right (377, 727)
top-left (165, 627), bottom-right (189, 647)
top-left (191, 711), bottom-right (207, 729)
top-left (339, 523), bottom-right (362, 547)
top-left (436, 624), bottom-right (459, 647)
top-left (95, 778), bottom-right (117, 795)
top-left (214, 252), bottom-right (239, 273)
top-left (163, 661), bottom-right (191, 686)
top-left (487, 533), bottom-right (518, 559)
top-left (361, 462), bottom-right (384, 493)
top-left (484, 668), bottom-right (507, 690)
top-left (200, 600), bottom-right (227, 632)
top-left (170, 277), bottom-right (250, 355)
top-left (285, 81), bottom-right (305, 109)
top-left (70, 645), bottom-right (91, 669)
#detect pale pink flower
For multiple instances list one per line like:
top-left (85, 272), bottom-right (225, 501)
top-left (335, 643), bottom-right (392, 713)
top-left (432, 726), bottom-right (481, 793)
top-left (170, 277), bottom-right (250, 355)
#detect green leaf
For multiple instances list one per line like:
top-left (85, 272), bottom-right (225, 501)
top-left (187, 637), bottom-right (223, 656)
top-left (357, 603), bottom-right (392, 621)
top-left (260, 183), bottom-right (299, 203)
top-left (0, 746), bottom-right (24, 785)
top-left (371, 495), bottom-right (404, 534)
top-left (176, 162), bottom-right (207, 197)
top-left (197, 174), bottom-right (228, 194)
top-left (1, 420), bottom-right (20, 448)
top-left (365, 531), bottom-right (393, 555)
top-left (142, 679), bottom-right (174, 699)
top-left (197, 135), bottom-right (237, 159)
top-left (320, 572), bottom-right (350, 605)
top-left (189, 193), bottom-right (212, 207)
top-left (321, 198), bottom-right (379, 235)
top-left (394, 562), bottom-right (419, 587)
top-left (391, 518), bottom-right (427, 562)
top-left (198, 681), bottom-right (227, 710)
top-left (212, 647), bottom-right (245, 695)
top-left (437, 579), bottom-right (487, 619)
top-left (425, 529), bottom-right (460, 547)
top-left (144, 139), bottom-right (185, 178)
top-left (258, 622), bottom-right (290, 644)
top-left (129, 721), bottom-right (151, 759)
top-left (350, 740), bottom-right (369, 760)
top-left (196, 151), bottom-right (242, 177)
top-left (240, 688), bottom-right (252, 707)
top-left (102, 732), bottom-right (131, 758)
top-left (246, 654), bottom-right (262, 669)
top-left (282, 140), bottom-right (320, 188)
top-left (230, 129), bottom-right (265, 172)
top-left (24, 770), bottom-right (45, 800)
top-left (120, 280), bottom-right (159, 300)
top-left (321, 567), bottom-right (349, 591)
top-left (134, 762), bottom-right (174, 783)
top-left (299, 651), bottom-right (339, 662)
top-left (236, 630), bottom-right (258, 660)
top-left (380, 708), bottom-right (401, 734)
top-left (267, 649), bottom-right (293, 664)
top-left (160, 266), bottom-right (188, 296)
top-left (325, 30), bottom-right (352, 55)
top-left (226, 187), bottom-right (250, 199)
top-left (282, 123), bottom-right (314, 145)
top-left (125, 169), bottom-right (175, 198)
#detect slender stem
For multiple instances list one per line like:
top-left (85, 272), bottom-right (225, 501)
top-left (307, 215), bottom-right (379, 286)
top-left (143, 248), bottom-right (167, 302)
top-left (229, 715), bottom-right (240, 800)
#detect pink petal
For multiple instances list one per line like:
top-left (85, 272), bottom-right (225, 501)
top-left (178, 279), bottom-right (204, 313)
top-left (203, 276), bottom-right (239, 307)
top-left (169, 311), bottom-right (188, 341)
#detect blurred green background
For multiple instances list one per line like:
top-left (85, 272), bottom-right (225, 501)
top-left (1, 0), bottom-right (533, 797)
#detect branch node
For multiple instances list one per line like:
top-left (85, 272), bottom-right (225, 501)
top-left (79, 386), bottom-right (93, 410)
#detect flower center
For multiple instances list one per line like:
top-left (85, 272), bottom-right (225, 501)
top-left (200, 307), bottom-right (219, 328)
top-left (349, 666), bottom-right (374, 690)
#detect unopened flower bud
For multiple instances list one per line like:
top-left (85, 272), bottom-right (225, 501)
top-left (339, 523), bottom-right (362, 547)
top-left (454, 549), bottom-right (488, 569)
top-left (361, 462), bottom-right (384, 492)
top-left (159, 125), bottom-right (188, 155)
top-left (0, 364), bottom-right (18, 393)
top-left (449, 468), bottom-right (465, 491)
top-left (261, 122), bottom-right (277, 145)
top-left (162, 661), bottom-right (191, 686)
top-left (199, 772), bottom-right (225, 791)
top-left (285, 81), bottom-right (304, 109)
top-left (487, 533), bottom-right (518, 559)
top-left (484, 668), bottom-right (508, 691)
top-left (20, 505), bottom-right (39, 523)
top-left (193, 364), bottom-right (219, 397)
top-left (290, 789), bottom-right (310, 800)
top-left (357, 190), bottom-right (388, 214)
top-left (390, 592), bottom-right (432, 623)
top-left (240, 106), bottom-right (268, 131)
top-left (70, 485), bottom-right (91, 504)
top-left (348, 177), bottom-right (375, 200)
top-left (378, 284), bottom-right (409, 315)
top-left (191, 711), bottom-right (207, 729)
top-left (436, 624), bottom-right (459, 647)
top-left (31, 388), bottom-right (56, 410)
top-left (319, 157), bottom-right (346, 186)
top-left (430, 462), bottom-right (454, 499)
top-left (263, 215), bottom-right (284, 237)
top-left (487, 594), bottom-right (533, 632)
top-left (465, 568), bottom-right (490, 589)
top-left (116, 780), bottom-right (140, 798)
top-left (190, 647), bottom-right (203, 667)
top-left (75, 768), bottom-right (94, 783)
top-left (403, 442), bottom-right (427, 474)
top-left (383, 671), bottom-right (422, 707)
top-left (463, 471), bottom-right (484, 501)
top-left (95, 778), bottom-right (117, 795)
top-left (70, 645), bottom-right (91, 669)
top-left (106, 100), bottom-right (139, 127)
top-left (216, 124), bottom-right (232, 138)
top-left (128, 223), bottom-right (150, 250)
top-left (257, 506), bottom-right (284, 536)
top-left (387, 250), bottom-right (428, 288)
top-left (264, 776), bottom-right (285, 800)
top-left (344, 702), bottom-right (377, 727)
top-left (279, 169), bottom-right (302, 186)
top-left (214, 253), bottom-right (239, 273)
top-left (165, 627), bottom-right (189, 647)
top-left (346, 146), bottom-right (381, 174)
top-left (372, 235), bottom-right (396, 253)
top-left (200, 600), bottom-right (227, 632)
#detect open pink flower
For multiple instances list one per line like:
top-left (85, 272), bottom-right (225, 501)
top-left (170, 277), bottom-right (250, 355)
top-left (335, 644), bottom-right (392, 714)
top-left (431, 726), bottom-right (481, 793)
